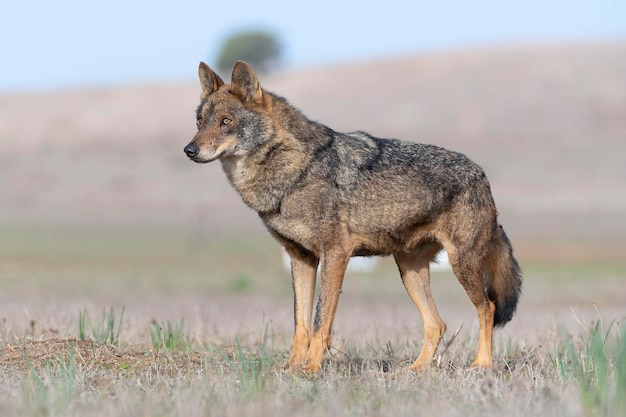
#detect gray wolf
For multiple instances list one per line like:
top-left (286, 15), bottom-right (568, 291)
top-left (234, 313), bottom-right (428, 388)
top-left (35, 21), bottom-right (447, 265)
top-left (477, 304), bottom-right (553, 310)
top-left (184, 61), bottom-right (522, 373)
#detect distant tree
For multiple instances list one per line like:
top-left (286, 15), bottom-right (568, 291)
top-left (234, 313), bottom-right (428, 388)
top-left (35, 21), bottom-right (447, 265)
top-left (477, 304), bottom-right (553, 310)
top-left (217, 30), bottom-right (282, 75)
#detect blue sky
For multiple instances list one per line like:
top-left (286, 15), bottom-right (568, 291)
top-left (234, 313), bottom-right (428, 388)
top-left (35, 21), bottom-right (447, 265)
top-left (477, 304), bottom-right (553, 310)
top-left (0, 0), bottom-right (624, 92)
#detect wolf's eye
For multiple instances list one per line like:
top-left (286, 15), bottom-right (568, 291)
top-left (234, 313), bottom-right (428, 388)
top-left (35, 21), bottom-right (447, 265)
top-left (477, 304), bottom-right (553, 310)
top-left (196, 118), bottom-right (202, 128)
top-left (222, 117), bottom-right (232, 125)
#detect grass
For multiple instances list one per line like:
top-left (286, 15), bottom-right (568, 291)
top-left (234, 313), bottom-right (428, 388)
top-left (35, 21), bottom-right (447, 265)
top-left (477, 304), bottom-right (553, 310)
top-left (0, 226), bottom-right (289, 296)
top-left (78, 306), bottom-right (125, 346)
top-left (1, 320), bottom-right (606, 417)
top-left (24, 343), bottom-right (77, 416)
top-left (227, 324), bottom-right (275, 397)
top-left (1, 228), bottom-right (625, 416)
top-left (7, 304), bottom-right (625, 417)
top-left (150, 318), bottom-right (191, 351)
top-left (555, 320), bottom-right (626, 417)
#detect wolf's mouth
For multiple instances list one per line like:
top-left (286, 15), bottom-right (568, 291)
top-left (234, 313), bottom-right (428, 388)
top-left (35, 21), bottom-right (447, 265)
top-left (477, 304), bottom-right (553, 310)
top-left (191, 150), bottom-right (225, 163)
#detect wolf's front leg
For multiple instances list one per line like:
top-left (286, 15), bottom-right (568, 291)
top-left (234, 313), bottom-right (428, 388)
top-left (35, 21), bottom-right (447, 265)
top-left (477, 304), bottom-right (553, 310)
top-left (302, 251), bottom-right (349, 373)
top-left (286, 248), bottom-right (319, 371)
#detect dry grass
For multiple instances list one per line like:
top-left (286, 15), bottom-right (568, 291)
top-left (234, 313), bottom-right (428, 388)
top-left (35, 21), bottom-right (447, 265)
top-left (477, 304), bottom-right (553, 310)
top-left (4, 318), bottom-right (622, 417)
top-left (1, 229), bottom-right (625, 417)
top-left (0, 325), bottom-right (584, 417)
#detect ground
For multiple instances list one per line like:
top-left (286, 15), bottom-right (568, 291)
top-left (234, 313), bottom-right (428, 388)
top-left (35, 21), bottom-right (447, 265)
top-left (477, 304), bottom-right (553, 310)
top-left (0, 229), bottom-right (624, 417)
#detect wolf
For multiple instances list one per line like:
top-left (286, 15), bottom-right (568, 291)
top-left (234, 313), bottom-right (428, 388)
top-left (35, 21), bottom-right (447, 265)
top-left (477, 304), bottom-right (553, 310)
top-left (184, 61), bottom-right (522, 374)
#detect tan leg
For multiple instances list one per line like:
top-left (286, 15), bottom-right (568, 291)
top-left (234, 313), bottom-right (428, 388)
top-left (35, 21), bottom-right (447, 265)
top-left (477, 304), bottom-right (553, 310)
top-left (471, 298), bottom-right (495, 368)
top-left (285, 247), bottom-right (318, 371)
top-left (302, 250), bottom-right (349, 373)
top-left (395, 247), bottom-right (446, 371)
top-left (448, 248), bottom-right (495, 368)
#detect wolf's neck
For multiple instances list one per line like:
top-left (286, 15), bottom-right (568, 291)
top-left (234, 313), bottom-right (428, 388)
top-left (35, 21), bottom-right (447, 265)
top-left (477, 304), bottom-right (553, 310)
top-left (267, 92), bottom-right (334, 147)
top-left (219, 93), bottom-right (331, 213)
top-left (220, 132), bottom-right (311, 214)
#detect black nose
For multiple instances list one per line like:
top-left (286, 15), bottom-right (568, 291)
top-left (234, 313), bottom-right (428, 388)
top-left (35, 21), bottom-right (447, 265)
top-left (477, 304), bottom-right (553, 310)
top-left (184, 143), bottom-right (198, 158)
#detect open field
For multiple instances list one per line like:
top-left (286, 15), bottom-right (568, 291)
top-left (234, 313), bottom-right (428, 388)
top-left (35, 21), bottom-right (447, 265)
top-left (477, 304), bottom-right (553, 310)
top-left (1, 229), bottom-right (625, 417)
top-left (1, 41), bottom-right (625, 416)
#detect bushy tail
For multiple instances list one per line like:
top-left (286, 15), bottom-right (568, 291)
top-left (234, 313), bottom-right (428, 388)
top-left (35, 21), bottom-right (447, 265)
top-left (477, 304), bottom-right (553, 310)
top-left (485, 225), bottom-right (523, 327)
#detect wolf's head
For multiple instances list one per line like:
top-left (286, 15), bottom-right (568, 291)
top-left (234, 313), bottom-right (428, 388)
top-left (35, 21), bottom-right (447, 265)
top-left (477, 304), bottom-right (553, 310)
top-left (184, 61), bottom-right (272, 163)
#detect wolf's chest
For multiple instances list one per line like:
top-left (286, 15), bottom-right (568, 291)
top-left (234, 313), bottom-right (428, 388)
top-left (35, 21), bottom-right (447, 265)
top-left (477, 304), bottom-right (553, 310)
top-left (262, 212), bottom-right (320, 253)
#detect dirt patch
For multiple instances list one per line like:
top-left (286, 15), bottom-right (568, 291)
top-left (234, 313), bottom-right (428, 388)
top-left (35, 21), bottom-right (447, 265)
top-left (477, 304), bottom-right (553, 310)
top-left (1, 338), bottom-right (216, 378)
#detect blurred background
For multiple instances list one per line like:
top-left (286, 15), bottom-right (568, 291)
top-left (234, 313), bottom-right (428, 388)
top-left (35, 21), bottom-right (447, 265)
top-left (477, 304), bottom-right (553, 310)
top-left (0, 0), bottom-right (625, 338)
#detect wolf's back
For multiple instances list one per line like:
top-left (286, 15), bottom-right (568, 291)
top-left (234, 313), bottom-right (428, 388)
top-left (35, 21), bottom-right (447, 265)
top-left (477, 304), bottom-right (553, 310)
top-left (328, 132), bottom-right (492, 213)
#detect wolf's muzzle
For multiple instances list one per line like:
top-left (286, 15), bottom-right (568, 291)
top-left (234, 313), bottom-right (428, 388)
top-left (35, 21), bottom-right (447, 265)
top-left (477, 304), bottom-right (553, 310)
top-left (184, 143), bottom-right (199, 159)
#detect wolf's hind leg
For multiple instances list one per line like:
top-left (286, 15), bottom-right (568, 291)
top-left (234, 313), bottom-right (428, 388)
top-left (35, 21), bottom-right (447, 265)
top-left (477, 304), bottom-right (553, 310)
top-left (448, 247), bottom-right (495, 368)
top-left (394, 244), bottom-right (446, 372)
top-left (286, 247), bottom-right (319, 371)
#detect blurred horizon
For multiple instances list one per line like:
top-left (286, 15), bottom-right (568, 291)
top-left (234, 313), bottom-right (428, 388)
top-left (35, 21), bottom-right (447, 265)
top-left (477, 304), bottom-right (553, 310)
top-left (1, 2), bottom-right (625, 263)
top-left (1, 0), bottom-right (625, 92)
top-left (1, 40), bottom-right (625, 262)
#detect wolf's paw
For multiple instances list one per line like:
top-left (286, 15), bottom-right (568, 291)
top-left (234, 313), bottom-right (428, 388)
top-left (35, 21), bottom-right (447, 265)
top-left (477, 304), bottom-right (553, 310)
top-left (300, 360), bottom-right (322, 375)
top-left (469, 359), bottom-right (492, 369)
top-left (409, 356), bottom-right (435, 373)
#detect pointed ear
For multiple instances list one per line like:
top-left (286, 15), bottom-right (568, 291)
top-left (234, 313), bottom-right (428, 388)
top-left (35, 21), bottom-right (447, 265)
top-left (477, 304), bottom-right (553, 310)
top-left (198, 62), bottom-right (224, 96)
top-left (231, 61), bottom-right (263, 105)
